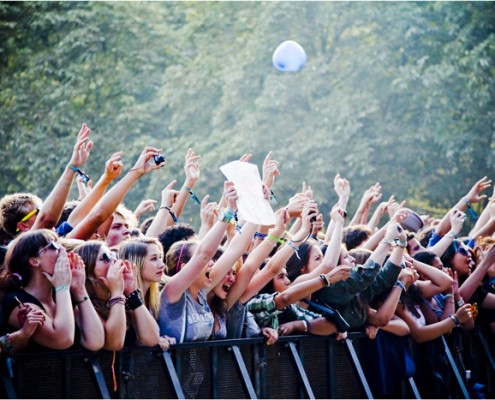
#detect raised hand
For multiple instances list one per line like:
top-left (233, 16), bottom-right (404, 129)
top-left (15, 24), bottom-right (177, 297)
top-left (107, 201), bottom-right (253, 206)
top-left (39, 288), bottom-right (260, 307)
top-left (223, 181), bottom-right (239, 212)
top-left (387, 195), bottom-right (406, 220)
top-left (300, 201), bottom-right (319, 235)
top-left (397, 267), bottom-right (419, 290)
top-left (326, 265), bottom-right (352, 284)
top-left (160, 180), bottom-right (179, 208)
top-left (68, 252), bottom-right (87, 298)
top-left (100, 258), bottom-right (125, 298)
top-left (333, 173), bottom-right (350, 199)
top-left (103, 152), bottom-right (124, 181)
top-left (69, 123), bottom-right (93, 169)
top-left (286, 192), bottom-right (311, 218)
top-left (384, 222), bottom-right (406, 244)
top-left (465, 176), bottom-right (491, 204)
top-left (262, 151), bottom-right (280, 190)
top-left (42, 247), bottom-right (72, 289)
top-left (449, 209), bottom-right (466, 234)
top-left (330, 204), bottom-right (346, 225)
top-left (184, 148), bottom-right (201, 185)
top-left (134, 199), bottom-right (157, 221)
top-left (200, 195), bottom-right (218, 229)
top-left (130, 146), bottom-right (166, 175)
top-left (123, 260), bottom-right (138, 296)
top-left (76, 176), bottom-right (91, 201)
top-left (239, 153), bottom-right (253, 163)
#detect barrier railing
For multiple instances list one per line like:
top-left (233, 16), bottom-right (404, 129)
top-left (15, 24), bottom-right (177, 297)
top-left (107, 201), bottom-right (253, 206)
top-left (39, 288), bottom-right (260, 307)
top-left (1, 328), bottom-right (493, 399)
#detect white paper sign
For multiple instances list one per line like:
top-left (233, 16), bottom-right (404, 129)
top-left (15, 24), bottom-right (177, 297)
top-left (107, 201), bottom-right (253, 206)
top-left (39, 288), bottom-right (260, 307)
top-left (219, 160), bottom-right (276, 226)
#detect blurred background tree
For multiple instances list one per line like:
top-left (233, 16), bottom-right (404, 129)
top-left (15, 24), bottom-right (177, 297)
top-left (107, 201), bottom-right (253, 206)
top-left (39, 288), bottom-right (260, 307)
top-left (1, 2), bottom-right (494, 229)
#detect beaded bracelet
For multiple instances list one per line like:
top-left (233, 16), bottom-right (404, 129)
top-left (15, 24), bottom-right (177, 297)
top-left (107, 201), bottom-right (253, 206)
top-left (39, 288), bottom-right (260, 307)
top-left (106, 296), bottom-right (125, 309)
top-left (55, 285), bottom-right (69, 292)
top-left (126, 289), bottom-right (143, 311)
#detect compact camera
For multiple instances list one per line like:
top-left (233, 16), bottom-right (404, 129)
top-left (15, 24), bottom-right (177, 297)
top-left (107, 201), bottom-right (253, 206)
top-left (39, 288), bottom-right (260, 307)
top-left (153, 154), bottom-right (166, 165)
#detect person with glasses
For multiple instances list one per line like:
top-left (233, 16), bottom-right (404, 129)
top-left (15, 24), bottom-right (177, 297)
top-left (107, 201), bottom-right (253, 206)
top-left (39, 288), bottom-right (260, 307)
top-left (74, 240), bottom-right (158, 349)
top-left (0, 229), bottom-right (104, 351)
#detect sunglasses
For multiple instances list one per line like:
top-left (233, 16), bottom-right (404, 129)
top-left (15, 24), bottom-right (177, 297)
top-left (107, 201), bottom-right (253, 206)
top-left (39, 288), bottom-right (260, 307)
top-left (37, 241), bottom-right (61, 256)
top-left (457, 247), bottom-right (470, 257)
top-left (100, 253), bottom-right (117, 264)
top-left (16, 208), bottom-right (40, 232)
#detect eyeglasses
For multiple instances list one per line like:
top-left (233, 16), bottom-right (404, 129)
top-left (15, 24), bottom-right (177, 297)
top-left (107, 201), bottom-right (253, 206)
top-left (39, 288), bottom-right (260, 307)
top-left (16, 208), bottom-right (40, 232)
top-left (37, 241), bottom-right (61, 256)
top-left (100, 253), bottom-right (117, 264)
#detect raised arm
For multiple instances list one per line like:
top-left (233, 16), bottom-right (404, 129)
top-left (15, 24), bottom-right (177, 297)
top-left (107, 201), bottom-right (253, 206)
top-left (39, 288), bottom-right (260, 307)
top-left (164, 182), bottom-right (238, 304)
top-left (295, 204), bottom-right (346, 284)
top-left (226, 208), bottom-right (289, 310)
top-left (434, 176), bottom-right (491, 237)
top-left (208, 221), bottom-right (259, 294)
top-left (459, 245), bottom-right (495, 302)
top-left (68, 146), bottom-right (164, 240)
top-left (67, 152), bottom-right (123, 229)
top-left (172, 148), bottom-right (201, 219)
top-left (408, 255), bottom-right (453, 299)
top-left (69, 252), bottom-right (104, 351)
top-left (239, 202), bottom-right (317, 304)
top-left (367, 268), bottom-right (418, 327)
top-left (349, 182), bottom-right (381, 226)
top-left (197, 195), bottom-right (218, 240)
top-left (122, 262), bottom-right (159, 347)
top-left (146, 180), bottom-right (179, 237)
top-left (429, 209), bottom-right (466, 257)
top-left (324, 174), bottom-right (350, 244)
top-left (33, 124), bottom-right (93, 230)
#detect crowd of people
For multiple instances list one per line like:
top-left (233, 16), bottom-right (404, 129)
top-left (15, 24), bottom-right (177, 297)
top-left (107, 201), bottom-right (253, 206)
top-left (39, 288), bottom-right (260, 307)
top-left (0, 123), bottom-right (493, 396)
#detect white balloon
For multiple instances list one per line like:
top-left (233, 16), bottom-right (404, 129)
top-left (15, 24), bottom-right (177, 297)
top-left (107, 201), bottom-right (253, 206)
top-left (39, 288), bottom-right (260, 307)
top-left (272, 40), bottom-right (307, 72)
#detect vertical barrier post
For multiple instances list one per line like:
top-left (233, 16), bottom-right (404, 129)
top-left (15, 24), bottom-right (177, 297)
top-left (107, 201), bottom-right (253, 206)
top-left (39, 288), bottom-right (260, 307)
top-left (230, 345), bottom-right (257, 399)
top-left (344, 338), bottom-right (374, 399)
top-left (161, 351), bottom-right (185, 399)
top-left (287, 341), bottom-right (315, 399)
top-left (87, 356), bottom-right (111, 399)
top-left (441, 336), bottom-right (470, 399)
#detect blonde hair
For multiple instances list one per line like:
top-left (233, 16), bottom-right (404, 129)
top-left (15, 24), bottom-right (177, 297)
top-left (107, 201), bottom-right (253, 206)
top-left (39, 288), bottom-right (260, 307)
top-left (119, 237), bottom-right (163, 318)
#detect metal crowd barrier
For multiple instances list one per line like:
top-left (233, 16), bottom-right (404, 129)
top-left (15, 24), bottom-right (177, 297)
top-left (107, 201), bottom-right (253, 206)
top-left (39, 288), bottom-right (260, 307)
top-left (1, 329), bottom-right (493, 399)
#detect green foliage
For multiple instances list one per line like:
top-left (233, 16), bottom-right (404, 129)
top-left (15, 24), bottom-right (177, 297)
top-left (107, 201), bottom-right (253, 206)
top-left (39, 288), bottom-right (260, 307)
top-left (1, 2), bottom-right (494, 227)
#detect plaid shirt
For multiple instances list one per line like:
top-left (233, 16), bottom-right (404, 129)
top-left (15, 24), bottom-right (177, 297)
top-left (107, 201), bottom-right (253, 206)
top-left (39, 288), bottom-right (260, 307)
top-left (247, 292), bottom-right (321, 330)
